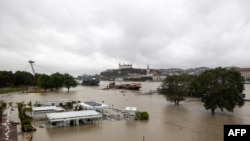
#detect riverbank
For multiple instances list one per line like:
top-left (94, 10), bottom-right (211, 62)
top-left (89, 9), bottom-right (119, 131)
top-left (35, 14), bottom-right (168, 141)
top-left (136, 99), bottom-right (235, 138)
top-left (0, 87), bottom-right (22, 94)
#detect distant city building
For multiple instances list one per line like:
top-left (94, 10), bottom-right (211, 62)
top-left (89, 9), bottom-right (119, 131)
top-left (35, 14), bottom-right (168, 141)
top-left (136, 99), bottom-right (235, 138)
top-left (119, 63), bottom-right (132, 69)
top-left (145, 64), bottom-right (165, 81)
top-left (236, 68), bottom-right (250, 80)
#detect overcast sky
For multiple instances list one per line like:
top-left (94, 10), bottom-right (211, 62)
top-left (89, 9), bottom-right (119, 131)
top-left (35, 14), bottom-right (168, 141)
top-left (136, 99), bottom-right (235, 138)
top-left (1, 0), bottom-right (250, 76)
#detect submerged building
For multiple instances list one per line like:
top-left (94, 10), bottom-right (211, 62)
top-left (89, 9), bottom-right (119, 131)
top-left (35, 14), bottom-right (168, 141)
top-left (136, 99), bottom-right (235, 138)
top-left (32, 106), bottom-right (64, 120)
top-left (78, 101), bottom-right (110, 114)
top-left (124, 106), bottom-right (137, 117)
top-left (46, 110), bottom-right (102, 128)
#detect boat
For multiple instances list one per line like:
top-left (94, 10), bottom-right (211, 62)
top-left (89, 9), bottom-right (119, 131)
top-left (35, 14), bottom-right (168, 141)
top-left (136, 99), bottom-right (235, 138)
top-left (244, 80), bottom-right (250, 84)
top-left (107, 82), bottom-right (141, 90)
top-left (81, 77), bottom-right (100, 86)
top-left (157, 85), bottom-right (167, 93)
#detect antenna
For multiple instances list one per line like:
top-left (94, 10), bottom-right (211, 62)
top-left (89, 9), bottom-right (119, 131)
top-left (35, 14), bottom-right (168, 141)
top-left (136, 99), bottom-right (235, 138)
top-left (29, 60), bottom-right (36, 75)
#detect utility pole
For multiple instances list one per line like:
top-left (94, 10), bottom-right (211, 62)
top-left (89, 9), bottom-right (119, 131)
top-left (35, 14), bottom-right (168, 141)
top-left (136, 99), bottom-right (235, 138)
top-left (28, 60), bottom-right (36, 75)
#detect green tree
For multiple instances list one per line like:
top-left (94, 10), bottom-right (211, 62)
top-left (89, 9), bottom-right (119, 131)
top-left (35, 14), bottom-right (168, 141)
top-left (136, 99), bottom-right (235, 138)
top-left (63, 73), bottom-right (77, 92)
top-left (0, 71), bottom-right (13, 87)
top-left (13, 71), bottom-right (34, 92)
top-left (50, 72), bottom-right (64, 90)
top-left (33, 73), bottom-right (41, 86)
top-left (197, 67), bottom-right (245, 115)
top-left (0, 102), bottom-right (7, 124)
top-left (38, 74), bottom-right (51, 92)
top-left (17, 102), bottom-right (34, 132)
top-left (162, 74), bottom-right (190, 105)
top-left (135, 111), bottom-right (149, 120)
top-left (17, 102), bottom-right (25, 131)
top-left (189, 75), bottom-right (200, 97)
top-left (13, 71), bottom-right (34, 86)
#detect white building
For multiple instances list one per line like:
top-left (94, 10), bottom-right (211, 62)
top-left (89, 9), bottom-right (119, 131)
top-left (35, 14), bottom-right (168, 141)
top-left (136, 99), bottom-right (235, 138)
top-left (78, 101), bottom-right (110, 114)
top-left (124, 106), bottom-right (137, 117)
top-left (43, 99), bottom-right (72, 107)
top-left (32, 106), bottom-right (64, 120)
top-left (46, 110), bottom-right (102, 128)
top-left (119, 63), bottom-right (132, 69)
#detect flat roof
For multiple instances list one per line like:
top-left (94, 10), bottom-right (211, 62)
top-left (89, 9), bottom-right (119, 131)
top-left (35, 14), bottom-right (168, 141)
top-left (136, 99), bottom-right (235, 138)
top-left (125, 107), bottom-right (137, 111)
top-left (47, 110), bottom-right (102, 121)
top-left (33, 106), bottom-right (57, 111)
top-left (79, 101), bottom-right (109, 109)
top-left (45, 99), bottom-right (72, 103)
top-left (85, 101), bottom-right (102, 106)
top-left (33, 106), bottom-right (64, 112)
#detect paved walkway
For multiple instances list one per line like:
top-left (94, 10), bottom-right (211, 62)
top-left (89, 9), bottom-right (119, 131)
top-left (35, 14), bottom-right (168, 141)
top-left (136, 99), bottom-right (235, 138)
top-left (0, 107), bottom-right (18, 141)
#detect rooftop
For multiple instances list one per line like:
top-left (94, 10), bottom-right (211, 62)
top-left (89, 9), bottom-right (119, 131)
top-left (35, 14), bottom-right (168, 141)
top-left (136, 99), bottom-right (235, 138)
top-left (125, 107), bottom-right (137, 112)
top-left (33, 106), bottom-right (64, 112)
top-left (85, 101), bottom-right (102, 106)
top-left (79, 101), bottom-right (109, 109)
top-left (47, 110), bottom-right (102, 121)
top-left (45, 99), bottom-right (72, 103)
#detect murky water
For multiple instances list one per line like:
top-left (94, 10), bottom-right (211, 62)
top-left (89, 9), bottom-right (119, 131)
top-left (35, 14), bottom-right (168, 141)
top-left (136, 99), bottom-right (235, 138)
top-left (3, 82), bottom-right (250, 141)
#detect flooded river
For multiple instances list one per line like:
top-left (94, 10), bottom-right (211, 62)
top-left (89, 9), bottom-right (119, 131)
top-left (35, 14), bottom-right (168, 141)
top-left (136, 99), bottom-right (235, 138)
top-left (3, 82), bottom-right (250, 141)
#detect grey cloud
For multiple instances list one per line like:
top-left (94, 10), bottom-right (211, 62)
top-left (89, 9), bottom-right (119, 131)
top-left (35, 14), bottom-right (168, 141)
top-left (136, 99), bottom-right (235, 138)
top-left (1, 0), bottom-right (250, 76)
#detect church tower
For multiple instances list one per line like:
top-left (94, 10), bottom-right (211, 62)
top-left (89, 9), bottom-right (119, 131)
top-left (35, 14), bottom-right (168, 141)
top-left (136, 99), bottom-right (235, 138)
top-left (147, 64), bottom-right (150, 74)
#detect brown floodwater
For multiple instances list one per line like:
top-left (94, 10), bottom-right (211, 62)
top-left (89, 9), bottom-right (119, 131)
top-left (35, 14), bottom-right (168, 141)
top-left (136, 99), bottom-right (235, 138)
top-left (3, 82), bottom-right (250, 141)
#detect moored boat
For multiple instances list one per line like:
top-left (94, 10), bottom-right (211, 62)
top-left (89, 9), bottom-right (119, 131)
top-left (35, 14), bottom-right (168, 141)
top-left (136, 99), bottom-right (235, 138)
top-left (82, 77), bottom-right (100, 86)
top-left (107, 82), bottom-right (141, 90)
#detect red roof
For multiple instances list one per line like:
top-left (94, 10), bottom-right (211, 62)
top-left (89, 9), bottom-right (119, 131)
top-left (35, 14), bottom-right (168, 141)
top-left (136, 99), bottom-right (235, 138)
top-left (236, 68), bottom-right (250, 72)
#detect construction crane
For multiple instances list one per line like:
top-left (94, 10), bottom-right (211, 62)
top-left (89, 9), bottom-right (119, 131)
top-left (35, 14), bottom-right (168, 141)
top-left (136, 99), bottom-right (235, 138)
top-left (28, 60), bottom-right (36, 75)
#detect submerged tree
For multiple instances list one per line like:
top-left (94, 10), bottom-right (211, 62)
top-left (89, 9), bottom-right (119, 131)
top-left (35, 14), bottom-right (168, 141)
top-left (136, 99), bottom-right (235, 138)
top-left (197, 67), bottom-right (245, 115)
top-left (37, 73), bottom-right (77, 92)
top-left (0, 102), bottom-right (7, 124)
top-left (50, 72), bottom-right (64, 90)
top-left (17, 102), bottom-right (34, 132)
top-left (38, 74), bottom-right (51, 92)
top-left (63, 73), bottom-right (77, 92)
top-left (162, 74), bottom-right (190, 105)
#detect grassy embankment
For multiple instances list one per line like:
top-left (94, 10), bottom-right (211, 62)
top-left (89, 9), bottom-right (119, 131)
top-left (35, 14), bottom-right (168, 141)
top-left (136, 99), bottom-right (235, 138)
top-left (0, 87), bottom-right (45, 94)
top-left (0, 87), bottom-right (23, 94)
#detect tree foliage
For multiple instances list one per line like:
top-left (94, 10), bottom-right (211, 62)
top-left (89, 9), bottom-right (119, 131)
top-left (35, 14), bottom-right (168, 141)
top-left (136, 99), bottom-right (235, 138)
top-left (162, 74), bottom-right (190, 105)
top-left (63, 73), bottom-right (77, 92)
top-left (0, 70), bottom-right (77, 93)
top-left (197, 67), bottom-right (245, 115)
top-left (0, 71), bottom-right (34, 88)
top-left (13, 71), bottom-right (34, 86)
top-left (0, 102), bottom-right (7, 115)
top-left (50, 72), bottom-right (64, 90)
top-left (38, 74), bottom-right (51, 92)
top-left (0, 71), bottom-right (13, 87)
top-left (135, 111), bottom-right (149, 120)
top-left (17, 102), bottom-right (34, 132)
top-left (161, 67), bottom-right (245, 115)
top-left (37, 73), bottom-right (77, 92)
top-left (0, 102), bottom-right (7, 125)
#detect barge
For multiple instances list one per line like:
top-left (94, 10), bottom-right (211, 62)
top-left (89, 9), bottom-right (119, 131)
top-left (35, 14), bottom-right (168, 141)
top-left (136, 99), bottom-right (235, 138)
top-left (107, 82), bottom-right (141, 90)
